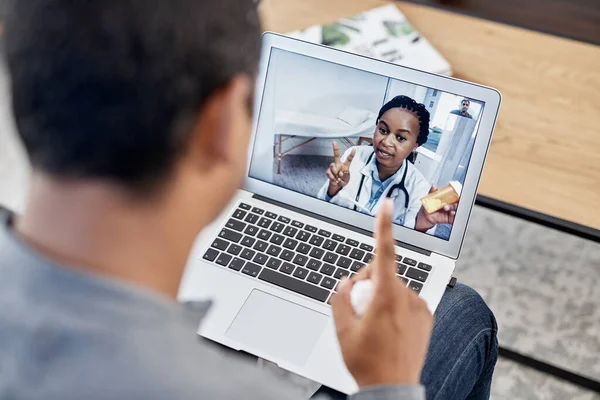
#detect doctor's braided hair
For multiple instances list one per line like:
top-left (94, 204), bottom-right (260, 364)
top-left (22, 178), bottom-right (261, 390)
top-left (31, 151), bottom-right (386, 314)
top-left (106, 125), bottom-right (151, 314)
top-left (376, 95), bottom-right (430, 146)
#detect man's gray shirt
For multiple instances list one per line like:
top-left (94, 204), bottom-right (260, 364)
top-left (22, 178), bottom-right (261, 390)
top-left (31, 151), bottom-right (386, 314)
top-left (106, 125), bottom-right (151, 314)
top-left (0, 208), bottom-right (424, 400)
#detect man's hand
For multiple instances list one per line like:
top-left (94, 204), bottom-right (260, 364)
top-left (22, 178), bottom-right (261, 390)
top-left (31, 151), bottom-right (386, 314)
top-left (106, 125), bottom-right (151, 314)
top-left (326, 142), bottom-right (356, 198)
top-left (415, 185), bottom-right (458, 232)
top-left (331, 199), bottom-right (433, 388)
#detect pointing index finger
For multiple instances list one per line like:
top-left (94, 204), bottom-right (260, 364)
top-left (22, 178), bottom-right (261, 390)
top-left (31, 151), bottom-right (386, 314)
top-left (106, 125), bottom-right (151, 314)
top-left (332, 142), bottom-right (341, 165)
top-left (374, 199), bottom-right (397, 284)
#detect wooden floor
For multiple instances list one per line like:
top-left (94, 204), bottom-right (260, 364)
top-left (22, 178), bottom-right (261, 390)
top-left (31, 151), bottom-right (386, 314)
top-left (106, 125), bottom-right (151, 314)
top-left (402, 0), bottom-right (600, 44)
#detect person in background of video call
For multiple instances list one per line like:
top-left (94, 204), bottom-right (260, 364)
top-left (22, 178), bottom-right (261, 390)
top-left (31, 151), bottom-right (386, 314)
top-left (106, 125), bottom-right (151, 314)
top-left (450, 98), bottom-right (473, 119)
top-left (317, 95), bottom-right (458, 233)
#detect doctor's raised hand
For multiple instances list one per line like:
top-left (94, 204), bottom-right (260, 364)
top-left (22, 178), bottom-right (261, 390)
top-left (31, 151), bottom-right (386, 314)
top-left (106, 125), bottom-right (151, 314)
top-left (326, 141), bottom-right (356, 198)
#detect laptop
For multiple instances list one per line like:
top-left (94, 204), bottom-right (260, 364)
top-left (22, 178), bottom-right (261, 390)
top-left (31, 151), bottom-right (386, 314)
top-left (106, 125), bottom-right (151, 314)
top-left (178, 32), bottom-right (501, 394)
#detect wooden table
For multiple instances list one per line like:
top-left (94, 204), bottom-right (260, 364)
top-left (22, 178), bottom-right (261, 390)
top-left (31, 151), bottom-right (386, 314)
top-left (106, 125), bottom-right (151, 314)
top-left (260, 0), bottom-right (600, 230)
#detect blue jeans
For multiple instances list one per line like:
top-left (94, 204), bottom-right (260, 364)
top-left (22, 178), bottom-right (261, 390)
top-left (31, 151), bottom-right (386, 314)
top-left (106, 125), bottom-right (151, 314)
top-left (314, 283), bottom-right (499, 400)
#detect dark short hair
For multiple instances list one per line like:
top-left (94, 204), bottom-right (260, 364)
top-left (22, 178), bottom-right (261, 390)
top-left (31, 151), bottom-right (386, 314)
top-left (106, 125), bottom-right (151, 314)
top-left (377, 95), bottom-right (430, 146)
top-left (461, 98), bottom-right (470, 105)
top-left (4, 0), bottom-right (261, 190)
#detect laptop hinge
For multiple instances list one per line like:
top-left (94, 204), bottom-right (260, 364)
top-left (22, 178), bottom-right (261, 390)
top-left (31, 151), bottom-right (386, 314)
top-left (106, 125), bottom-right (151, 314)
top-left (253, 194), bottom-right (432, 257)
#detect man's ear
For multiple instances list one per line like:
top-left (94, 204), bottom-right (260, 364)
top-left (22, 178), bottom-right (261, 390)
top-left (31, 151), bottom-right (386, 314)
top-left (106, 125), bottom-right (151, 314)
top-left (187, 75), bottom-right (253, 169)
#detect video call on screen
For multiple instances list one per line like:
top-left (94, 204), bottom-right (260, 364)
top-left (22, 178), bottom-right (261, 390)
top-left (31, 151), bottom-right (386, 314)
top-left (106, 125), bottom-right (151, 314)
top-left (250, 48), bottom-right (485, 241)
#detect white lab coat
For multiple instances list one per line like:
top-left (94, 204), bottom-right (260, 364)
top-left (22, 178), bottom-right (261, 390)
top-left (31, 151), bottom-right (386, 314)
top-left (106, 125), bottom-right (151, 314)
top-left (317, 145), bottom-right (431, 229)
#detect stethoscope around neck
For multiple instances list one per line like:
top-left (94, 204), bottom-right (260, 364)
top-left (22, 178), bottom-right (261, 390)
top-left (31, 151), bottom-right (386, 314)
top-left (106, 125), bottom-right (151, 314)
top-left (354, 150), bottom-right (410, 216)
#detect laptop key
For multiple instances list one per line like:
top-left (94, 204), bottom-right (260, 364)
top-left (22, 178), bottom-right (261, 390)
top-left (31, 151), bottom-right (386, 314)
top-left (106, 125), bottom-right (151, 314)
top-left (292, 254), bottom-right (308, 267)
top-left (318, 229), bottom-right (331, 238)
top-left (399, 276), bottom-right (409, 285)
top-left (323, 239), bottom-right (337, 251)
top-left (296, 231), bottom-right (311, 242)
top-left (239, 203), bottom-right (251, 210)
top-left (320, 263), bottom-right (335, 276)
top-left (226, 218), bottom-right (246, 232)
top-left (266, 245), bottom-right (282, 257)
top-left (349, 248), bottom-right (365, 260)
top-left (216, 253), bottom-right (232, 267)
top-left (350, 261), bottom-right (364, 272)
top-left (346, 238), bottom-right (359, 247)
top-left (309, 247), bottom-right (325, 259)
top-left (359, 243), bottom-right (373, 252)
top-left (251, 207), bottom-right (264, 215)
top-left (228, 258), bottom-right (245, 271)
top-left (258, 229), bottom-right (272, 241)
top-left (283, 238), bottom-right (298, 250)
top-left (323, 252), bottom-right (338, 264)
top-left (258, 218), bottom-right (271, 229)
top-left (244, 213), bottom-right (259, 224)
top-left (406, 267), bottom-right (428, 283)
top-left (266, 258), bottom-right (282, 270)
top-left (211, 238), bottom-right (229, 251)
top-left (280, 262), bottom-right (295, 274)
top-left (240, 248), bottom-right (255, 260)
top-left (253, 253), bottom-right (268, 265)
top-left (269, 233), bottom-right (285, 245)
top-left (332, 234), bottom-right (345, 242)
top-left (283, 226), bottom-right (298, 238)
top-left (334, 268), bottom-right (350, 279)
top-left (305, 225), bottom-right (317, 233)
top-left (226, 244), bottom-right (242, 256)
top-left (309, 235), bottom-right (324, 247)
top-left (203, 248), bottom-right (219, 262)
top-left (397, 264), bottom-right (408, 275)
top-left (253, 240), bottom-right (268, 253)
top-left (259, 269), bottom-right (329, 302)
top-left (336, 257), bottom-right (352, 269)
top-left (243, 225), bottom-right (259, 237)
top-left (232, 209), bottom-right (247, 220)
top-left (242, 262), bottom-right (262, 277)
top-left (418, 262), bottom-right (432, 272)
top-left (307, 272), bottom-right (323, 285)
top-left (403, 257), bottom-right (417, 266)
top-left (265, 212), bottom-right (277, 219)
top-left (278, 216), bottom-right (291, 224)
top-left (395, 254), bottom-right (404, 262)
top-left (293, 267), bottom-right (309, 280)
top-left (241, 236), bottom-right (256, 248)
top-left (219, 229), bottom-right (242, 243)
top-left (280, 250), bottom-right (294, 261)
top-left (408, 280), bottom-right (423, 294)
top-left (297, 243), bottom-right (311, 255)
top-left (292, 220), bottom-right (304, 229)
top-left (307, 259), bottom-right (322, 271)
top-left (335, 244), bottom-right (351, 256)
top-left (320, 277), bottom-right (337, 289)
top-left (270, 222), bottom-right (285, 233)
top-left (363, 253), bottom-right (374, 263)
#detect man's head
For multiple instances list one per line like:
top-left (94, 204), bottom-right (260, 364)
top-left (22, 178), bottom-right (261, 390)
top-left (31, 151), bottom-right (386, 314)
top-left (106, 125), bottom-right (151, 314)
top-left (5, 0), bottom-right (261, 208)
top-left (460, 98), bottom-right (470, 114)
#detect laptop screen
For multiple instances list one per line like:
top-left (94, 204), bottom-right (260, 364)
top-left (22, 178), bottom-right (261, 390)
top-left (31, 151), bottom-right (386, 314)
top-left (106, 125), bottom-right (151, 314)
top-left (249, 47), bottom-right (485, 241)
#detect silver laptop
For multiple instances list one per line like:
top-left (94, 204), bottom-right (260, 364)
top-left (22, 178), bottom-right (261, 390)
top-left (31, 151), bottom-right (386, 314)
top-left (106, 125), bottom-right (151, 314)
top-left (179, 32), bottom-right (501, 394)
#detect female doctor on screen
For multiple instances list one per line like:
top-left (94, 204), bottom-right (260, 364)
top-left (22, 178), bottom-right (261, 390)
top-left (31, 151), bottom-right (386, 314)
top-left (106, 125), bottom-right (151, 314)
top-left (317, 95), bottom-right (458, 233)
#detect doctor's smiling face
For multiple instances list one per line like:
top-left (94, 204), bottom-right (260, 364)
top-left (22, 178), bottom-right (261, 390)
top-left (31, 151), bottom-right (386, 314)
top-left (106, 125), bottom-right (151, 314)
top-left (373, 96), bottom-right (430, 181)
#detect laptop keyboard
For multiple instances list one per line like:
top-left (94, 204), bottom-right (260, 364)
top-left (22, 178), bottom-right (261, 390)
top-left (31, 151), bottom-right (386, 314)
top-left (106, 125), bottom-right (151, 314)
top-left (202, 203), bottom-right (432, 304)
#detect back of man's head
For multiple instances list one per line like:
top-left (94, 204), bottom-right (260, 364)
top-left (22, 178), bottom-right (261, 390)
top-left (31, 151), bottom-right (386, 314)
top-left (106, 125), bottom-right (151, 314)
top-left (4, 0), bottom-right (261, 191)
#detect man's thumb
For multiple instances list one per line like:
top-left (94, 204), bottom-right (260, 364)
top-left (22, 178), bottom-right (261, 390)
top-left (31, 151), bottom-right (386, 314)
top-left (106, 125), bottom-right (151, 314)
top-left (331, 278), bottom-right (357, 334)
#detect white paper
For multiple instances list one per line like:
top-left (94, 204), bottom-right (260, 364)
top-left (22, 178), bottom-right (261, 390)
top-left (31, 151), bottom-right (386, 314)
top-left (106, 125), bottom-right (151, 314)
top-left (287, 4), bottom-right (452, 76)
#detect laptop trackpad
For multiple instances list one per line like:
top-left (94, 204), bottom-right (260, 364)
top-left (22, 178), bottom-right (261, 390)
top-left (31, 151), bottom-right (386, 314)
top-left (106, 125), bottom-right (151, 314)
top-left (225, 290), bottom-right (328, 366)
